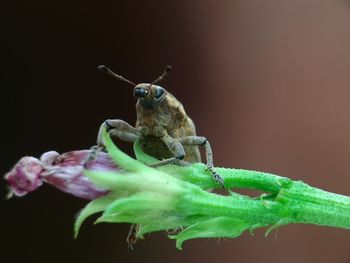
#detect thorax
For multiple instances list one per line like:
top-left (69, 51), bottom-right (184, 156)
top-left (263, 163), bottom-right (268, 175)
top-left (135, 96), bottom-right (189, 138)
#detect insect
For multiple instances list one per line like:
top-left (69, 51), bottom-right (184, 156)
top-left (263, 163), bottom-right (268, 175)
top-left (94, 65), bottom-right (224, 250)
top-left (95, 64), bottom-right (224, 186)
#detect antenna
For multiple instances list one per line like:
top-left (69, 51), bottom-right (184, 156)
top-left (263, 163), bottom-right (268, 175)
top-left (97, 65), bottom-right (136, 87)
top-left (151, 65), bottom-right (172, 85)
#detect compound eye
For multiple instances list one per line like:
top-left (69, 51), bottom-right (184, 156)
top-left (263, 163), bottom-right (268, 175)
top-left (155, 88), bottom-right (164, 99)
top-left (134, 87), bottom-right (149, 98)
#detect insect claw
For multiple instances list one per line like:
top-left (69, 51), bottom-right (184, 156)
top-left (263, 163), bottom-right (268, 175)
top-left (206, 167), bottom-right (225, 188)
top-left (214, 173), bottom-right (225, 189)
top-left (127, 242), bottom-right (134, 252)
top-left (84, 145), bottom-right (104, 168)
top-left (205, 165), bottom-right (213, 172)
top-left (104, 120), bottom-right (113, 132)
top-left (126, 224), bottom-right (138, 252)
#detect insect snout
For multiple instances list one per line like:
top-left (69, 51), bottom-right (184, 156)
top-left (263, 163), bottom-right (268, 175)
top-left (133, 87), bottom-right (149, 98)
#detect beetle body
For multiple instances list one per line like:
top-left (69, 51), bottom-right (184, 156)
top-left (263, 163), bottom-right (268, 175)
top-left (95, 65), bottom-right (222, 183)
top-left (135, 85), bottom-right (200, 163)
top-left (94, 65), bottom-right (224, 250)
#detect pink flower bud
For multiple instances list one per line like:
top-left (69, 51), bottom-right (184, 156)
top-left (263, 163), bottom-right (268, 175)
top-left (5, 157), bottom-right (44, 197)
top-left (5, 150), bottom-right (117, 200)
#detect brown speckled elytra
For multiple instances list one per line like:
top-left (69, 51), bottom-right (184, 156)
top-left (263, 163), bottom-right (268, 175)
top-left (94, 65), bottom-right (224, 250)
top-left (95, 64), bottom-right (224, 187)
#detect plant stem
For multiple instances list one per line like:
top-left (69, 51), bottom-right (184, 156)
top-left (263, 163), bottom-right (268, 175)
top-left (176, 164), bottom-right (350, 229)
top-left (75, 132), bottom-right (350, 248)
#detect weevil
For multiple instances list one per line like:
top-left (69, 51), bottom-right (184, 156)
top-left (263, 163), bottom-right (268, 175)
top-left (93, 65), bottom-right (224, 250)
top-left (95, 64), bottom-right (223, 186)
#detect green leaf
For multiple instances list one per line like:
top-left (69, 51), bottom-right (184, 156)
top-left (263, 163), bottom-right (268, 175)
top-left (74, 194), bottom-right (116, 238)
top-left (102, 129), bottom-right (151, 172)
top-left (170, 217), bottom-right (252, 249)
top-left (133, 139), bottom-right (158, 165)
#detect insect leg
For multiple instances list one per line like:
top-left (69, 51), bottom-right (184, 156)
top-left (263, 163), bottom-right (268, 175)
top-left (126, 223), bottom-right (139, 251)
top-left (97, 119), bottom-right (141, 145)
top-left (149, 134), bottom-right (186, 167)
top-left (178, 136), bottom-right (224, 188)
top-left (87, 119), bottom-right (141, 165)
top-left (95, 120), bottom-right (142, 249)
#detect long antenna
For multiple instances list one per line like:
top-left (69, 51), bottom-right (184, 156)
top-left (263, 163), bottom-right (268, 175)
top-left (97, 65), bottom-right (136, 87)
top-left (151, 65), bottom-right (172, 85)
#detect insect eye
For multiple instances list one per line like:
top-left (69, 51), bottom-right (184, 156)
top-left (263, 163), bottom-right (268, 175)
top-left (155, 88), bottom-right (164, 99)
top-left (134, 87), bottom-right (149, 98)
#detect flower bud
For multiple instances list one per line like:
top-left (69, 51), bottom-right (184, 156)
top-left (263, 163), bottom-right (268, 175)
top-left (5, 150), bottom-right (117, 200)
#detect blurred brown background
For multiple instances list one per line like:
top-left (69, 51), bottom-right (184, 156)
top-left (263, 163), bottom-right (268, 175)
top-left (1, 0), bottom-right (350, 262)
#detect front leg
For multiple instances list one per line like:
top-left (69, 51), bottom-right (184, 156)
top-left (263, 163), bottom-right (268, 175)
top-left (149, 134), bottom-right (186, 167)
top-left (97, 119), bottom-right (141, 145)
top-left (178, 136), bottom-right (224, 188)
top-left (88, 119), bottom-right (141, 164)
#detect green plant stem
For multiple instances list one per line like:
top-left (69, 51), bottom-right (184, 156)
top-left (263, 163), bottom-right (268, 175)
top-left (173, 164), bottom-right (350, 229)
top-left (75, 131), bottom-right (350, 249)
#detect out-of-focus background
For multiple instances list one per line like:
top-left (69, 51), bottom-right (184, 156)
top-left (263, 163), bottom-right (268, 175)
top-left (1, 0), bottom-right (350, 262)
